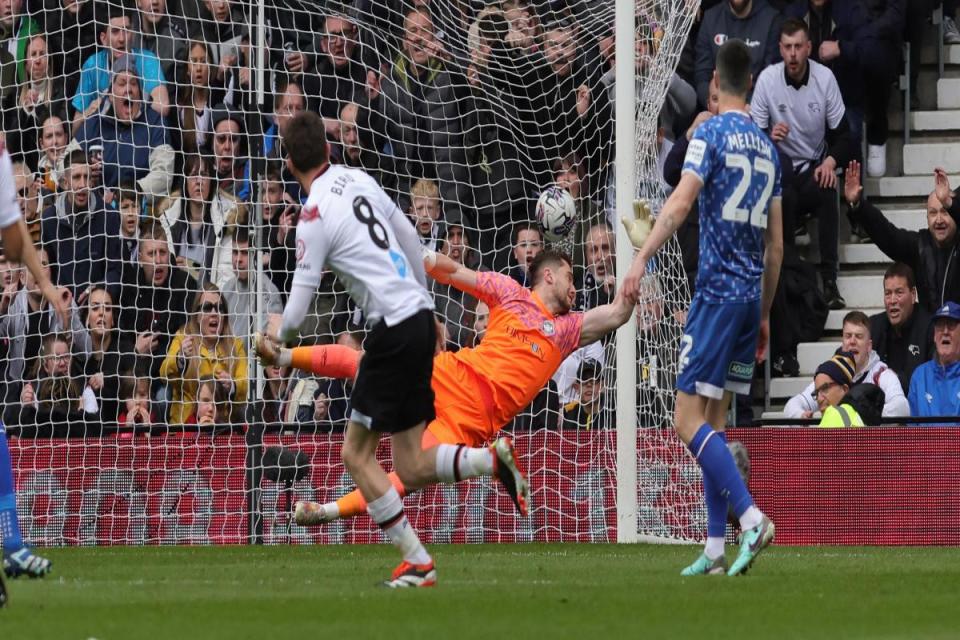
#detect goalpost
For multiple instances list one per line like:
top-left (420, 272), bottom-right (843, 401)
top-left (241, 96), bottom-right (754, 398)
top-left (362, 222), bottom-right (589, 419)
top-left (4, 0), bottom-right (700, 547)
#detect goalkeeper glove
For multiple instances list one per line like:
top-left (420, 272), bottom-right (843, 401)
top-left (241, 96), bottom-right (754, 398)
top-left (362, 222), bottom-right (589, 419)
top-left (621, 200), bottom-right (653, 249)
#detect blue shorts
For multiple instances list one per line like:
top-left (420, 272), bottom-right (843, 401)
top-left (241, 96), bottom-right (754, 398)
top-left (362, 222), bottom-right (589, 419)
top-left (676, 296), bottom-right (760, 399)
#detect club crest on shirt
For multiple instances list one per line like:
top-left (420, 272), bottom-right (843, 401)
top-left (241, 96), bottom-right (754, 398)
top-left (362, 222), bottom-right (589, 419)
top-left (541, 320), bottom-right (555, 336)
top-left (808, 102), bottom-right (821, 113)
top-left (909, 344), bottom-right (920, 356)
top-left (295, 239), bottom-right (305, 263)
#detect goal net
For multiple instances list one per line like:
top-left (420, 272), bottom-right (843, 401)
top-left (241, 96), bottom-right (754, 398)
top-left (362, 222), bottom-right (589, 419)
top-left (3, 0), bottom-right (701, 546)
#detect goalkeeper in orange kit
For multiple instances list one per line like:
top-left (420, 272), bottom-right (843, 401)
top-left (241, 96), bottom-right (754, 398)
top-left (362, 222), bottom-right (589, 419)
top-left (257, 248), bottom-right (635, 524)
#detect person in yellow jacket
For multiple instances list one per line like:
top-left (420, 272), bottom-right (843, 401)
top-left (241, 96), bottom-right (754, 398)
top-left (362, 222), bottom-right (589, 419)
top-left (160, 283), bottom-right (247, 425)
top-left (812, 350), bottom-right (864, 427)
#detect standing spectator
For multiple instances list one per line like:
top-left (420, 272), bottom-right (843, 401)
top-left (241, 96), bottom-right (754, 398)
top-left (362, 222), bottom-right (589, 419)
top-left (210, 105), bottom-right (249, 202)
top-left (82, 284), bottom-right (132, 428)
top-left (845, 162), bottom-right (960, 312)
top-left (374, 7), bottom-right (472, 227)
top-left (0, 0), bottom-right (40, 83)
top-left (173, 41), bottom-right (225, 157)
top-left (561, 359), bottom-right (610, 430)
top-left (908, 301), bottom-right (960, 418)
top-left (159, 154), bottom-right (218, 283)
top-left (264, 77), bottom-right (306, 161)
top-left (307, 12), bottom-right (372, 141)
top-left (694, 0), bottom-right (783, 107)
top-left (784, 311), bottom-right (910, 418)
top-left (196, 0), bottom-right (250, 100)
top-left (72, 4), bottom-right (170, 127)
top-left (869, 262), bottom-right (933, 392)
top-left (221, 227), bottom-right (283, 353)
top-left (579, 223), bottom-right (615, 311)
top-left (116, 220), bottom-right (199, 382)
top-left (70, 54), bottom-right (175, 199)
top-left (333, 101), bottom-right (398, 199)
top-left (751, 18), bottom-right (852, 309)
top-left (506, 222), bottom-right (544, 287)
top-left (116, 184), bottom-right (141, 266)
top-left (2, 34), bottom-right (68, 169)
top-left (40, 149), bottom-right (123, 300)
top-left (44, 0), bottom-right (98, 101)
top-left (132, 0), bottom-right (189, 84)
top-left (160, 283), bottom-right (247, 425)
top-left (11, 160), bottom-right (41, 243)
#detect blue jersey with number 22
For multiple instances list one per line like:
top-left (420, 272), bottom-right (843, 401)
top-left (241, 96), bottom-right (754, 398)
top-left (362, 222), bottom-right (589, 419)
top-left (682, 110), bottom-right (782, 304)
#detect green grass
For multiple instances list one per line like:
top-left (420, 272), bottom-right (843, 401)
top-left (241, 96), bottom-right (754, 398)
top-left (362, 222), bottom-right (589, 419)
top-left (2, 545), bottom-right (959, 639)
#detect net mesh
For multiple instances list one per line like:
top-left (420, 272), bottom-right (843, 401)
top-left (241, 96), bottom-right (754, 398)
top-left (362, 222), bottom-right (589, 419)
top-left (2, 0), bottom-right (700, 546)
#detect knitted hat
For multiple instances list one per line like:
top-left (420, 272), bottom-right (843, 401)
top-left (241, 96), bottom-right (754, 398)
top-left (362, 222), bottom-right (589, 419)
top-left (815, 350), bottom-right (856, 387)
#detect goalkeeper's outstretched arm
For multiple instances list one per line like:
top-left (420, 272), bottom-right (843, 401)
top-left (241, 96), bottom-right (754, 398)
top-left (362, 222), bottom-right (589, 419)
top-left (422, 248), bottom-right (478, 294)
top-left (578, 290), bottom-right (635, 347)
top-left (622, 172), bottom-right (702, 302)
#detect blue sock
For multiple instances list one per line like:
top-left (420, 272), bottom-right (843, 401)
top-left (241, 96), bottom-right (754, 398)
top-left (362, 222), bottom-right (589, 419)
top-left (0, 422), bottom-right (24, 552)
top-left (688, 424), bottom-right (753, 518)
top-left (703, 431), bottom-right (728, 539)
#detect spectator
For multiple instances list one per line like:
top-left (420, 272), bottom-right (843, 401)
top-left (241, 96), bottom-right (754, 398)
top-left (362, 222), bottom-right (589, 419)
top-left (308, 12), bottom-right (372, 141)
top-left (210, 105), bottom-right (250, 203)
top-left (192, 373), bottom-right (240, 428)
top-left (132, 0), bottom-right (188, 84)
top-left (9, 332), bottom-right (98, 437)
top-left (258, 160), bottom-right (298, 298)
top-left (44, 0), bottom-right (98, 102)
top-left (82, 284), bottom-right (132, 428)
top-left (694, 0), bottom-right (782, 107)
top-left (173, 41), bottom-right (224, 157)
top-left (374, 7), bottom-right (472, 227)
top-left (264, 76), bottom-right (306, 161)
top-left (36, 114), bottom-right (67, 194)
top-left (333, 101), bottom-right (398, 199)
top-left (908, 301), bottom-right (960, 418)
top-left (116, 184), bottom-right (140, 265)
top-left (196, 0), bottom-right (250, 98)
top-left (634, 274), bottom-right (685, 427)
top-left (70, 54), bottom-right (175, 199)
top-left (555, 153), bottom-right (601, 233)
top-left (439, 222), bottom-right (478, 270)
top-left (40, 149), bottom-right (123, 300)
top-left (554, 342), bottom-right (605, 406)
top-left (256, 315), bottom-right (292, 426)
top-left (472, 299), bottom-right (489, 347)
top-left (810, 350), bottom-right (870, 427)
top-left (561, 359), bottom-right (610, 429)
top-left (2, 34), bottom-right (68, 169)
top-left (0, 0), bottom-right (40, 84)
top-left (220, 227), bottom-right (283, 353)
top-left (869, 262), bottom-right (934, 392)
top-left (845, 162), bottom-right (960, 312)
top-left (751, 18), bottom-right (852, 309)
top-left (160, 283), bottom-right (247, 425)
top-left (72, 3), bottom-right (170, 127)
top-left (12, 160), bottom-right (41, 243)
top-left (788, 0), bottom-right (904, 177)
top-left (159, 154), bottom-right (221, 284)
top-left (579, 223), bottom-right (615, 311)
top-left (117, 360), bottom-right (156, 430)
top-left (784, 311), bottom-right (910, 418)
top-left (0, 247), bottom-right (88, 399)
top-left (116, 219), bottom-right (199, 382)
top-left (408, 178), bottom-right (442, 250)
top-left (507, 222), bottom-right (544, 287)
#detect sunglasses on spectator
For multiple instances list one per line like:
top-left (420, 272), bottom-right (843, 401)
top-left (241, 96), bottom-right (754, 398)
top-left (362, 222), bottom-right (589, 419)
top-left (200, 301), bottom-right (226, 314)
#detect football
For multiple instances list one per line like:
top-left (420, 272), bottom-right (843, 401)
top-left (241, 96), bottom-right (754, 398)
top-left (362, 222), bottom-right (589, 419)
top-left (535, 186), bottom-right (578, 242)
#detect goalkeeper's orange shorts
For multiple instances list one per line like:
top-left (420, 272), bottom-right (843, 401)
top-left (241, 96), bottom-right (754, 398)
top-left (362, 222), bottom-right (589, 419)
top-left (422, 350), bottom-right (497, 448)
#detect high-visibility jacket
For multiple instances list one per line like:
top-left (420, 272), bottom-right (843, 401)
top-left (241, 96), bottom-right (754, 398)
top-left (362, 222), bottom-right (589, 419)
top-left (819, 403), bottom-right (865, 428)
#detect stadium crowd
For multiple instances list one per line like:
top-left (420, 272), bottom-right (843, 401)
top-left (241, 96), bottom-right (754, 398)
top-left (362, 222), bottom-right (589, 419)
top-left (0, 0), bottom-right (955, 437)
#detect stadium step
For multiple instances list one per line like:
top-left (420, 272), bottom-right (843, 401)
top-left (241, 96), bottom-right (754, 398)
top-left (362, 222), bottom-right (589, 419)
top-left (825, 307), bottom-right (884, 331)
top-left (878, 208), bottom-right (929, 232)
top-left (937, 78), bottom-right (960, 109)
top-left (902, 140), bottom-right (960, 175)
top-left (768, 376), bottom-right (810, 400)
top-left (839, 243), bottom-right (892, 265)
top-left (890, 109), bottom-right (960, 132)
top-left (836, 274), bottom-right (884, 308)
top-left (864, 174), bottom-right (956, 199)
top-left (797, 341), bottom-right (843, 376)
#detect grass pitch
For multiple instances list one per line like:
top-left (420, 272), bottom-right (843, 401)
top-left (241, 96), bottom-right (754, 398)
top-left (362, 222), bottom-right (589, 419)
top-left (2, 544), bottom-right (958, 639)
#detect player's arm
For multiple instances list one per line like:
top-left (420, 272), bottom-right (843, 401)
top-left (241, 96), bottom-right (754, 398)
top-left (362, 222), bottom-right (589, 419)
top-left (386, 202), bottom-right (428, 288)
top-left (756, 197), bottom-right (784, 363)
top-left (578, 290), bottom-right (634, 347)
top-left (622, 172), bottom-right (702, 301)
top-left (423, 248), bottom-right (478, 295)
top-left (277, 215), bottom-right (327, 344)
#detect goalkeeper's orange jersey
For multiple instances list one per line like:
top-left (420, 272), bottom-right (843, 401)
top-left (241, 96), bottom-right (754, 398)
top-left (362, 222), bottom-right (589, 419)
top-left (451, 271), bottom-right (583, 429)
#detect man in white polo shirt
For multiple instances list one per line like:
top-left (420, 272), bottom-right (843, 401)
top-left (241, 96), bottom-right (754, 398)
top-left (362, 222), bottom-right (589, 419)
top-left (751, 17), bottom-right (854, 311)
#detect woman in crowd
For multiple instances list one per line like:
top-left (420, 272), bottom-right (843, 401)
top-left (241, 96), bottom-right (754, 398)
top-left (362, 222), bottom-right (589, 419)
top-left (83, 285), bottom-right (132, 429)
top-left (160, 283), bottom-right (247, 425)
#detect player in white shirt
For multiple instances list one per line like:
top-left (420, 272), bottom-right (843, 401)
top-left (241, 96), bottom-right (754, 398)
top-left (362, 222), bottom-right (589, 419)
top-left (0, 145), bottom-right (70, 591)
top-left (273, 112), bottom-right (527, 588)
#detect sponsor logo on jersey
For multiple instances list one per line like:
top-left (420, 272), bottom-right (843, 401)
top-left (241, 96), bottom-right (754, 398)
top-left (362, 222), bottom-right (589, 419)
top-left (389, 249), bottom-right (407, 278)
top-left (728, 360), bottom-right (754, 380)
top-left (685, 139), bottom-right (706, 168)
top-left (295, 239), bottom-right (306, 263)
top-left (299, 205), bottom-right (320, 223)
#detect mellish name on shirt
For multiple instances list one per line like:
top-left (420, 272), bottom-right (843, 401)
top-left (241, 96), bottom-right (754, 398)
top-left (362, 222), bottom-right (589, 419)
top-left (724, 130), bottom-right (773, 159)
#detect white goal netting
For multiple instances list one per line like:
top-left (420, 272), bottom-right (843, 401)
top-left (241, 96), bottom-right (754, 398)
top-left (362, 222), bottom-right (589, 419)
top-left (2, 0), bottom-right (701, 546)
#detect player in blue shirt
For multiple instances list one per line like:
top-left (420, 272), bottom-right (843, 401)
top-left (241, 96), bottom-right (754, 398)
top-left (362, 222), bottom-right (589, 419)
top-left (623, 39), bottom-right (784, 576)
